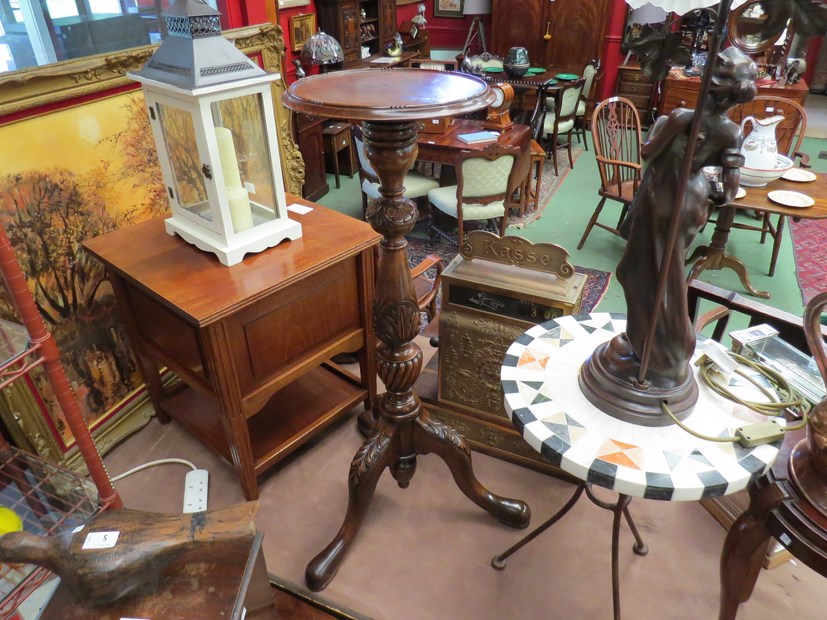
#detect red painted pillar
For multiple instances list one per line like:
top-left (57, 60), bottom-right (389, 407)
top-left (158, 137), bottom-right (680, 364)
top-left (599, 0), bottom-right (629, 100)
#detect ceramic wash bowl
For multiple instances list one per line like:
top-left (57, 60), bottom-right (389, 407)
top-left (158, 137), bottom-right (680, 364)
top-left (739, 154), bottom-right (794, 187)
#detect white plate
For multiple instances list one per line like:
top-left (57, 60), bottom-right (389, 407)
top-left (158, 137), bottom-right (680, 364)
top-left (767, 190), bottom-right (815, 208)
top-left (735, 187), bottom-right (746, 199)
top-left (781, 168), bottom-right (817, 183)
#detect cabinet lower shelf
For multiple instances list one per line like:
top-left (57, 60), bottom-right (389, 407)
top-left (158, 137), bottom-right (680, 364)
top-left (159, 364), bottom-right (367, 475)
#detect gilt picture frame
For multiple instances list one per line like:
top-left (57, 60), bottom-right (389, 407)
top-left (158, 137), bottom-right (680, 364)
top-left (289, 13), bottom-right (316, 52)
top-left (0, 25), bottom-right (304, 471)
top-left (434, 0), bottom-right (464, 18)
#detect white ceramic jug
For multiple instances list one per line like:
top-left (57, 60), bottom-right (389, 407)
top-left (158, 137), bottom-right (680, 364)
top-left (740, 114), bottom-right (784, 169)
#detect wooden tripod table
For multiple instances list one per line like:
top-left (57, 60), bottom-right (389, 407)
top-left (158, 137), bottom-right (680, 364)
top-left (687, 175), bottom-right (827, 299)
top-left (283, 69), bottom-right (531, 592)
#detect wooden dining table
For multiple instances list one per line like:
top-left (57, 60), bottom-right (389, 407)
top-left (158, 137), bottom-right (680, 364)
top-left (477, 70), bottom-right (574, 123)
top-left (415, 119), bottom-right (532, 213)
top-left (415, 118), bottom-right (530, 166)
top-left (687, 174), bottom-right (827, 298)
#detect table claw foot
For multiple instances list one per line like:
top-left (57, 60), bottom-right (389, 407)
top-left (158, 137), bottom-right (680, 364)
top-left (305, 427), bottom-right (396, 592)
top-left (414, 415), bottom-right (531, 529)
top-left (717, 254), bottom-right (770, 299)
top-left (305, 540), bottom-right (344, 593)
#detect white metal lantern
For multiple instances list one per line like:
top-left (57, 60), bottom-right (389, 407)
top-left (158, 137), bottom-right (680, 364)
top-left (129, 0), bottom-right (301, 266)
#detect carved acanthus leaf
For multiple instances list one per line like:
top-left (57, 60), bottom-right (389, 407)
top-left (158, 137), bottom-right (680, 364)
top-left (375, 301), bottom-right (420, 346)
top-left (350, 427), bottom-right (392, 486)
top-left (419, 418), bottom-right (470, 456)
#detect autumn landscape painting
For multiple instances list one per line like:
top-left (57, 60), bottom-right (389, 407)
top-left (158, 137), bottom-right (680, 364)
top-left (0, 89), bottom-right (167, 449)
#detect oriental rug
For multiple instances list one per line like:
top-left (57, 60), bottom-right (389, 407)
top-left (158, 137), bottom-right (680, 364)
top-left (789, 218), bottom-right (827, 305)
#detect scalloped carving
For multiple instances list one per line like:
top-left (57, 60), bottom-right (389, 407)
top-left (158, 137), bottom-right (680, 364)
top-left (366, 198), bottom-right (417, 234)
top-left (279, 119), bottom-right (305, 194)
top-left (458, 230), bottom-right (575, 279)
top-left (375, 300), bottom-right (420, 346)
top-left (349, 427), bottom-right (392, 486)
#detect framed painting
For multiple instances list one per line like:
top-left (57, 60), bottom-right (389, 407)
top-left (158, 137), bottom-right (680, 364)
top-left (289, 13), bottom-right (316, 52)
top-left (434, 0), bottom-right (464, 18)
top-left (0, 25), bottom-right (304, 471)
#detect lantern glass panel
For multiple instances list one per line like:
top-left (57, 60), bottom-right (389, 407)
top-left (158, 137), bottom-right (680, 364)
top-left (210, 93), bottom-right (278, 234)
top-left (156, 101), bottom-right (210, 222)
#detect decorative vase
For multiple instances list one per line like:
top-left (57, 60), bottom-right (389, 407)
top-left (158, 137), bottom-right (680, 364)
top-left (504, 47), bottom-right (530, 78)
top-left (740, 114), bottom-right (784, 170)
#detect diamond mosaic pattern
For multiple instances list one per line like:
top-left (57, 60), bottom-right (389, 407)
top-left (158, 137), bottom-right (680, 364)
top-left (500, 313), bottom-right (782, 501)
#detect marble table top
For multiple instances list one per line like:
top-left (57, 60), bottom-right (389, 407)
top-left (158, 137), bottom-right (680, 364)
top-left (501, 313), bottom-right (783, 501)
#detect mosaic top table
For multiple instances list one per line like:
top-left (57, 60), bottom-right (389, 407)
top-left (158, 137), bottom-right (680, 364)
top-left (495, 312), bottom-right (783, 619)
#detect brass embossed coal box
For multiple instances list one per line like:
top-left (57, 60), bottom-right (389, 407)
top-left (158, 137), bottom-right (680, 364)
top-left (437, 231), bottom-right (586, 426)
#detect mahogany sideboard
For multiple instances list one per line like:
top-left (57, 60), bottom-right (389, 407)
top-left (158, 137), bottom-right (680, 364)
top-left (659, 69), bottom-right (808, 121)
top-left (83, 199), bottom-right (381, 500)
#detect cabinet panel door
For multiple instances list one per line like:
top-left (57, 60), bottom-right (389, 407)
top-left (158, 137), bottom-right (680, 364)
top-left (379, 0), bottom-right (396, 44)
top-left (342, 5), bottom-right (360, 51)
top-left (492, 0), bottom-right (610, 72)
top-left (491, 0), bottom-right (546, 66)
top-left (546, 0), bottom-right (611, 73)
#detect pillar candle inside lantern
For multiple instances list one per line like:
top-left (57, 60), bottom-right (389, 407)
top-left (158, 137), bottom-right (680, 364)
top-left (226, 186), bottom-right (253, 232)
top-left (215, 126), bottom-right (243, 189)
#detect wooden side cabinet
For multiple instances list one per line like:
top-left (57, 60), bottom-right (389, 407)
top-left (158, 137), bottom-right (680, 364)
top-left (659, 69), bottom-right (809, 119)
top-left (83, 200), bottom-right (381, 500)
top-left (317, 0), bottom-right (397, 66)
top-left (616, 64), bottom-right (655, 126)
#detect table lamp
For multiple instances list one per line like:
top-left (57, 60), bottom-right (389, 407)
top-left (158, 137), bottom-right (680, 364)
top-left (630, 2), bottom-right (668, 23)
top-left (580, 0), bottom-right (827, 426)
top-left (300, 30), bottom-right (344, 73)
top-left (461, 0), bottom-right (491, 57)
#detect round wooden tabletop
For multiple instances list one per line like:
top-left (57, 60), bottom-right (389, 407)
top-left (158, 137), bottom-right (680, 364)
top-left (282, 68), bottom-right (495, 121)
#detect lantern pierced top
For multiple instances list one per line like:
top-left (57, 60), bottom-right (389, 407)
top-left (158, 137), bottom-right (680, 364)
top-left (130, 0), bottom-right (268, 92)
top-left (165, 0), bottom-right (222, 39)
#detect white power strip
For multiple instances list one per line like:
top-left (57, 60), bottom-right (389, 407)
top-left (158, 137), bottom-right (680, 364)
top-left (183, 469), bottom-right (209, 513)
